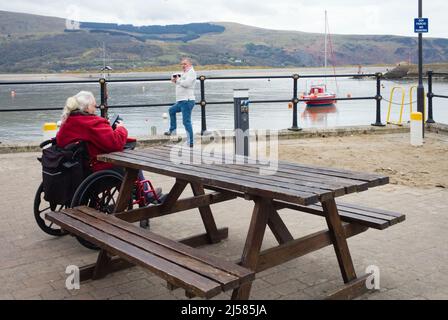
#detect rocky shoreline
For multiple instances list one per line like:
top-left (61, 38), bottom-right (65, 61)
top-left (382, 63), bottom-right (448, 80)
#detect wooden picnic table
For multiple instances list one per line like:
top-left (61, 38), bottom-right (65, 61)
top-left (92, 145), bottom-right (401, 299)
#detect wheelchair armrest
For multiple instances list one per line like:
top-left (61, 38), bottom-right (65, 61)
top-left (40, 138), bottom-right (56, 149)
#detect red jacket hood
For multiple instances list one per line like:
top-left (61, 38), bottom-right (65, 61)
top-left (56, 114), bottom-right (128, 171)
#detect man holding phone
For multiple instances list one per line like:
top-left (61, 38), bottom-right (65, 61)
top-left (164, 57), bottom-right (197, 147)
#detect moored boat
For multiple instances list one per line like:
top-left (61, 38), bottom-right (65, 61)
top-left (303, 85), bottom-right (337, 107)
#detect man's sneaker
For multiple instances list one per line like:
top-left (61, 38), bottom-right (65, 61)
top-left (164, 130), bottom-right (175, 136)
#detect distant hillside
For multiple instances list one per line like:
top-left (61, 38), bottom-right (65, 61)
top-left (0, 10), bottom-right (65, 35)
top-left (79, 21), bottom-right (225, 42)
top-left (1, 10), bottom-right (448, 73)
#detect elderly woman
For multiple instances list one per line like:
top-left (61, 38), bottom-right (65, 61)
top-left (57, 91), bottom-right (161, 228)
top-left (57, 91), bottom-right (127, 172)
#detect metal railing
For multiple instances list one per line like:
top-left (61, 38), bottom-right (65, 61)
top-left (0, 72), bottom-right (385, 133)
top-left (426, 70), bottom-right (448, 124)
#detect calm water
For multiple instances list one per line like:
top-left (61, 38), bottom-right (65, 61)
top-left (0, 66), bottom-right (447, 143)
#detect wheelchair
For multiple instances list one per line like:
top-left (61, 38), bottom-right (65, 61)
top-left (34, 136), bottom-right (162, 250)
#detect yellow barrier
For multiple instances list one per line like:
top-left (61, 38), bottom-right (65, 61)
top-left (386, 86), bottom-right (405, 125)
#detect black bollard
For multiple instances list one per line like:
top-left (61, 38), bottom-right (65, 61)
top-left (234, 89), bottom-right (250, 157)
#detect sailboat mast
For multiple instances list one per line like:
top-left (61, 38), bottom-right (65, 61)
top-left (324, 10), bottom-right (328, 70)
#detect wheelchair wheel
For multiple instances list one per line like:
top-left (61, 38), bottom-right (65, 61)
top-left (70, 170), bottom-right (129, 250)
top-left (34, 182), bottom-right (69, 237)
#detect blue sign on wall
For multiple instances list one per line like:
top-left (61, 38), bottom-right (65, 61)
top-left (414, 18), bottom-right (428, 33)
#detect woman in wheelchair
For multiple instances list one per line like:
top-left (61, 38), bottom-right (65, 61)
top-left (35, 91), bottom-right (162, 247)
top-left (58, 90), bottom-right (129, 172)
top-left (58, 90), bottom-right (163, 207)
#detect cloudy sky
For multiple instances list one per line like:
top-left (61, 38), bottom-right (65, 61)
top-left (1, 0), bottom-right (447, 38)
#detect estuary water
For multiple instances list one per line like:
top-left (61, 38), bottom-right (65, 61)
top-left (0, 66), bottom-right (447, 143)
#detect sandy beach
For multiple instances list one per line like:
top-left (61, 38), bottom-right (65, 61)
top-left (278, 132), bottom-right (448, 189)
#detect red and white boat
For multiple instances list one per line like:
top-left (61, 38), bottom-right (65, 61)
top-left (303, 85), bottom-right (337, 107)
top-left (303, 12), bottom-right (338, 107)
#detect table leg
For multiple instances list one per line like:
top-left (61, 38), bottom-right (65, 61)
top-left (113, 168), bottom-right (139, 214)
top-left (160, 179), bottom-right (188, 213)
top-left (191, 183), bottom-right (221, 244)
top-left (267, 207), bottom-right (294, 244)
top-left (231, 198), bottom-right (271, 300)
top-left (92, 250), bottom-right (112, 280)
top-left (322, 198), bottom-right (357, 283)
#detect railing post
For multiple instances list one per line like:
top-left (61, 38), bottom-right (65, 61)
top-left (99, 78), bottom-right (108, 119)
top-left (199, 75), bottom-right (208, 135)
top-left (426, 70), bottom-right (435, 123)
top-left (288, 74), bottom-right (302, 131)
top-left (371, 72), bottom-right (385, 127)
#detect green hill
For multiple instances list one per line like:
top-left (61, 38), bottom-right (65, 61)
top-left (0, 10), bottom-right (65, 35)
top-left (1, 10), bottom-right (448, 73)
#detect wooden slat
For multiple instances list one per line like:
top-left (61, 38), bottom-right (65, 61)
top-left (337, 202), bottom-right (406, 221)
top-left (274, 201), bottom-right (394, 230)
top-left (98, 152), bottom-right (319, 205)
top-left (45, 210), bottom-right (222, 298)
top-left (61, 208), bottom-right (241, 290)
top-left (75, 206), bottom-right (254, 281)
top-left (149, 145), bottom-right (388, 186)
top-left (277, 162), bottom-right (388, 186)
top-left (117, 150), bottom-right (334, 201)
top-left (145, 147), bottom-right (349, 196)
top-left (202, 186), bottom-right (401, 230)
top-left (152, 146), bottom-right (370, 194)
top-left (333, 204), bottom-right (403, 226)
top-left (101, 151), bottom-right (325, 200)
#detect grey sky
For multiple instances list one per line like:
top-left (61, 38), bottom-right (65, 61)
top-left (1, 0), bottom-right (446, 38)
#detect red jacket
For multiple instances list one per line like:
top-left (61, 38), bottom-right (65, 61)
top-left (56, 113), bottom-right (128, 171)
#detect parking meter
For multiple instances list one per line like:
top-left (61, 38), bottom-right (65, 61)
top-left (234, 89), bottom-right (250, 157)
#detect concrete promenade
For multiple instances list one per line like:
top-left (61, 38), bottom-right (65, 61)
top-left (0, 130), bottom-right (447, 300)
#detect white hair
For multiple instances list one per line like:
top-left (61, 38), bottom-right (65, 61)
top-left (181, 57), bottom-right (193, 64)
top-left (61, 91), bottom-right (96, 122)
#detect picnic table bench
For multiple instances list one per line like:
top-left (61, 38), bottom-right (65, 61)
top-left (47, 145), bottom-right (405, 300)
top-left (46, 206), bottom-right (254, 299)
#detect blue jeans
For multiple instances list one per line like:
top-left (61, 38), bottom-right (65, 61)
top-left (169, 100), bottom-right (195, 145)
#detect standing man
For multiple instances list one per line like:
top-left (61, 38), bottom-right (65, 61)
top-left (164, 57), bottom-right (197, 147)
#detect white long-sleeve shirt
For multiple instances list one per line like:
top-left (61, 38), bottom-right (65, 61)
top-left (175, 67), bottom-right (197, 102)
